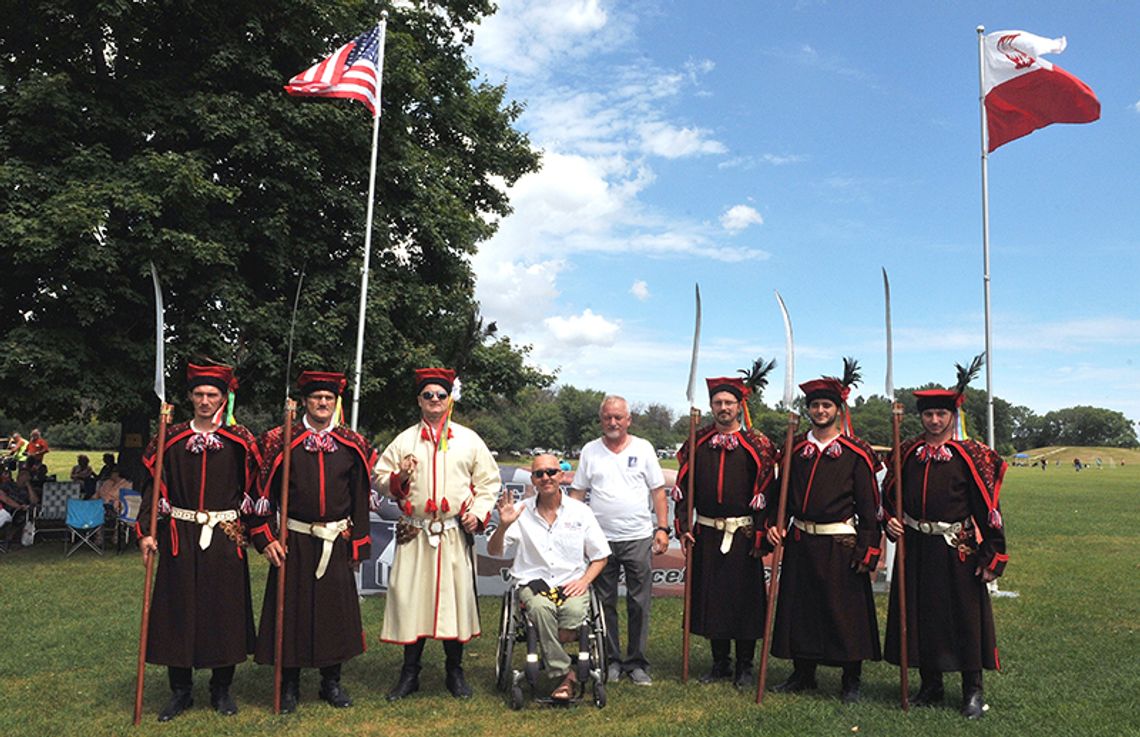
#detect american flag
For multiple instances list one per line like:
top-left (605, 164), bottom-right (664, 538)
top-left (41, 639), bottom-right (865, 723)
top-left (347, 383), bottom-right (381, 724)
top-left (284, 22), bottom-right (385, 115)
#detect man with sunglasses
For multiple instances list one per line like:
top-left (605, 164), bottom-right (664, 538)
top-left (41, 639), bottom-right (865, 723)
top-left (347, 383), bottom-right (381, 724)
top-left (375, 368), bottom-right (500, 700)
top-left (250, 371), bottom-right (374, 713)
top-left (487, 454), bottom-right (610, 700)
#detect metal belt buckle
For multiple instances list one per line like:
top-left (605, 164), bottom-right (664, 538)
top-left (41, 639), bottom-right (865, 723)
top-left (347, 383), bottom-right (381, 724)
top-left (714, 518), bottom-right (726, 530)
top-left (195, 511), bottom-right (209, 525)
top-left (950, 522), bottom-right (963, 535)
top-left (918, 520), bottom-right (934, 534)
top-left (428, 519), bottom-right (444, 536)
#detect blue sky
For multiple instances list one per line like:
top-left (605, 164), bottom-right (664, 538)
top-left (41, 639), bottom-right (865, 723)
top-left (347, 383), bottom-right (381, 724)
top-left (462, 1), bottom-right (1140, 427)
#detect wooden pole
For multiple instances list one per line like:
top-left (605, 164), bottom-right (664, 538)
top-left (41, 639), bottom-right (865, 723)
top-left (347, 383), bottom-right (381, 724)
top-left (756, 412), bottom-right (799, 704)
top-left (133, 402), bottom-right (172, 725)
top-left (892, 402), bottom-right (910, 711)
top-left (273, 400), bottom-right (297, 713)
top-left (680, 407), bottom-right (700, 683)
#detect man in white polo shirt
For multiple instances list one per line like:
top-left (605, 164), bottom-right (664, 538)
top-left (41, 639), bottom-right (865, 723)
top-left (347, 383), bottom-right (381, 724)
top-left (570, 395), bottom-right (668, 685)
top-left (488, 454), bottom-right (610, 700)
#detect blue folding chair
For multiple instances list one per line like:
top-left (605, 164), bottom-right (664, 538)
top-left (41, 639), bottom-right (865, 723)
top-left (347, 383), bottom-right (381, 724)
top-left (116, 489), bottom-right (142, 552)
top-left (66, 498), bottom-right (105, 557)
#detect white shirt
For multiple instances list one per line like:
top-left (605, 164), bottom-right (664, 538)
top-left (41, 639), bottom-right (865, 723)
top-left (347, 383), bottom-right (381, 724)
top-left (501, 495), bottom-right (611, 587)
top-left (572, 435), bottom-right (665, 542)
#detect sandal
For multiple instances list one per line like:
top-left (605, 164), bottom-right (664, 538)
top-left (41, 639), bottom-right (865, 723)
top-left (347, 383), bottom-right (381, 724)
top-left (551, 671), bottom-right (578, 701)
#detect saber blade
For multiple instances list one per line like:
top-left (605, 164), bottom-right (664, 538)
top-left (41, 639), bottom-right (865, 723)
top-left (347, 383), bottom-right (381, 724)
top-left (685, 284), bottom-right (702, 409)
top-left (775, 290), bottom-right (795, 410)
top-left (883, 267), bottom-right (894, 402)
top-left (150, 262), bottom-right (166, 403)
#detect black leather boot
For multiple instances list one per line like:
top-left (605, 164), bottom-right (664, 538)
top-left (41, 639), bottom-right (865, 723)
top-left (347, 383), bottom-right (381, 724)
top-left (771, 660), bottom-right (817, 693)
top-left (157, 689), bottom-right (193, 722)
top-left (840, 664), bottom-right (861, 704)
top-left (732, 660), bottom-right (755, 690)
top-left (961, 671), bottom-right (984, 719)
top-left (386, 664), bottom-right (421, 701)
top-left (209, 685), bottom-right (238, 716)
top-left (912, 672), bottom-right (945, 707)
top-left (446, 666), bottom-right (473, 698)
top-left (699, 659), bottom-right (732, 684)
top-left (280, 680), bottom-right (299, 714)
top-left (319, 679), bottom-right (353, 708)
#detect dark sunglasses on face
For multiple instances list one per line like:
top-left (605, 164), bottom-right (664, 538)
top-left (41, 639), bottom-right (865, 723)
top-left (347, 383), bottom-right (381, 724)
top-left (421, 391), bottom-right (449, 401)
top-left (531, 468), bottom-right (560, 478)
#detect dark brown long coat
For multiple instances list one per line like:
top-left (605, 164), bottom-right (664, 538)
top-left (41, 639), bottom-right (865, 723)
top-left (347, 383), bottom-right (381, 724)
top-left (251, 422), bottom-right (373, 668)
top-left (676, 425), bottom-right (775, 639)
top-left (768, 432), bottom-right (882, 665)
top-left (138, 422), bottom-right (261, 668)
top-left (883, 437), bottom-right (1008, 672)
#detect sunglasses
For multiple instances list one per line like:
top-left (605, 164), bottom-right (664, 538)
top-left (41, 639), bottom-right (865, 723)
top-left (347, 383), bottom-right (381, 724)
top-left (420, 391), bottom-right (449, 401)
top-left (531, 468), bottom-right (560, 478)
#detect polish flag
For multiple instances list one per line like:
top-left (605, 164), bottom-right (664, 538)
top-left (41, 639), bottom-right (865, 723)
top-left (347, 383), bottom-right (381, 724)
top-left (982, 30), bottom-right (1100, 152)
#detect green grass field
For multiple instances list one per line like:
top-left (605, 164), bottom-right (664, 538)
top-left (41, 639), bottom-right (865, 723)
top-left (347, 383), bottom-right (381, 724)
top-left (1, 455), bottom-right (1138, 736)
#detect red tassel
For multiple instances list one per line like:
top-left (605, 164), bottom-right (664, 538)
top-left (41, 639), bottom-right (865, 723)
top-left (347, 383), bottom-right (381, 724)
top-left (402, 500), bottom-right (414, 516)
top-left (440, 498), bottom-right (450, 513)
top-left (424, 499), bottom-right (438, 514)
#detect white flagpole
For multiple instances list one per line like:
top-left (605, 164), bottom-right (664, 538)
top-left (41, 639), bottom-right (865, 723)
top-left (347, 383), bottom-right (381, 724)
top-left (977, 25), bottom-right (996, 448)
top-left (351, 12), bottom-right (388, 432)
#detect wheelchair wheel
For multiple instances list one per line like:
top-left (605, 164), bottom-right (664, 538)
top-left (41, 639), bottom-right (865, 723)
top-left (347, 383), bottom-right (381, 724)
top-left (509, 684), bottom-right (526, 711)
top-left (588, 587), bottom-right (609, 682)
top-left (495, 590), bottom-right (516, 692)
top-left (592, 681), bottom-right (606, 709)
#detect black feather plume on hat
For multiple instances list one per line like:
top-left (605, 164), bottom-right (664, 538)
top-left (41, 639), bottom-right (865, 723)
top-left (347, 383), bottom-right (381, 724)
top-left (954, 353), bottom-right (985, 396)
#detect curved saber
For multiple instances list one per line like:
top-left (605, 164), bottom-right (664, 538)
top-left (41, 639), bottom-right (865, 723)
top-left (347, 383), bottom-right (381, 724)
top-left (882, 267), bottom-right (894, 401)
top-left (149, 262), bottom-right (165, 403)
top-left (685, 284), bottom-right (702, 409)
top-left (775, 291), bottom-right (795, 410)
top-left (757, 289), bottom-right (798, 703)
top-left (284, 271), bottom-right (306, 400)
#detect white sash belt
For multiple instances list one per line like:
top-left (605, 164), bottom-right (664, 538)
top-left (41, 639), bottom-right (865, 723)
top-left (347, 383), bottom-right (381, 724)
top-left (170, 506), bottom-right (239, 550)
top-left (791, 517), bottom-right (857, 536)
top-left (286, 517), bottom-right (350, 579)
top-left (903, 513), bottom-right (966, 548)
top-left (696, 514), bottom-right (753, 554)
top-left (405, 515), bottom-right (461, 548)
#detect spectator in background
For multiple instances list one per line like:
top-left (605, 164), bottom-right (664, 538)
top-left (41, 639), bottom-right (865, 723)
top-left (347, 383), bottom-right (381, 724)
top-left (4, 433), bottom-right (28, 471)
top-left (96, 452), bottom-right (117, 483)
top-left (72, 454), bottom-right (97, 498)
top-left (94, 465), bottom-right (132, 514)
top-left (25, 428), bottom-right (49, 462)
top-left (17, 456), bottom-right (47, 505)
top-left (0, 468), bottom-right (31, 546)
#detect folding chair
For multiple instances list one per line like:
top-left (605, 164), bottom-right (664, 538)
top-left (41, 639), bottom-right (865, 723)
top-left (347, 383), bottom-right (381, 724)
top-left (66, 498), bottom-right (105, 556)
top-left (29, 481), bottom-right (83, 545)
top-left (116, 489), bottom-right (142, 553)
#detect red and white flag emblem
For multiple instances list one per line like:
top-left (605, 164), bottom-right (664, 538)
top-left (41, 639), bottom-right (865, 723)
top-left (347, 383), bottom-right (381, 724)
top-left (982, 30), bottom-right (1099, 152)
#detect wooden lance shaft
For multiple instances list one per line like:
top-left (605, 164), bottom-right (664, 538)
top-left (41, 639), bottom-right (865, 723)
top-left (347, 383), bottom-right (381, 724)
top-left (273, 400), bottom-right (297, 714)
top-left (134, 402), bottom-right (172, 725)
top-left (892, 402), bottom-right (910, 711)
top-left (756, 412), bottom-right (799, 704)
top-left (680, 406), bottom-right (700, 683)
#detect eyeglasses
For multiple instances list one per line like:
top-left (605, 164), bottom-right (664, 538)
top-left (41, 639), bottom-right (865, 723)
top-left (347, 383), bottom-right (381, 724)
top-left (420, 391), bottom-right (449, 401)
top-left (531, 468), bottom-right (560, 478)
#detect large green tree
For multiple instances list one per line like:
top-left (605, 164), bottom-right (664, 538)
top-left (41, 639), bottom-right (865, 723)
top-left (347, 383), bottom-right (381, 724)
top-left (0, 0), bottom-right (547, 441)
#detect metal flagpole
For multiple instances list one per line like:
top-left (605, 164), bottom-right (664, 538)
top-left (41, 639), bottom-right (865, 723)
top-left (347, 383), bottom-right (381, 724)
top-left (350, 12), bottom-right (388, 431)
top-left (977, 25), bottom-right (996, 448)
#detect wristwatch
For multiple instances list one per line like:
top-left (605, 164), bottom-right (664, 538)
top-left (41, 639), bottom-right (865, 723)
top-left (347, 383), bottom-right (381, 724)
top-left (655, 526), bottom-right (670, 535)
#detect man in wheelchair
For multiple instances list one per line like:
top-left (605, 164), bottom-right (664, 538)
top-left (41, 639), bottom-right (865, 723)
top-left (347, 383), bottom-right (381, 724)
top-left (487, 454), bottom-right (610, 701)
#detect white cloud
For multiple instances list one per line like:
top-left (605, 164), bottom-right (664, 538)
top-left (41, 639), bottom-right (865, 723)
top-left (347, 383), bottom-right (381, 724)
top-left (637, 121), bottom-right (727, 158)
top-left (471, 0), bottom-right (618, 79)
top-left (544, 309), bottom-right (621, 346)
top-left (1132, 99), bottom-right (1140, 113)
top-left (718, 153), bottom-right (807, 170)
top-left (721, 204), bottom-right (764, 232)
top-left (630, 280), bottom-right (650, 301)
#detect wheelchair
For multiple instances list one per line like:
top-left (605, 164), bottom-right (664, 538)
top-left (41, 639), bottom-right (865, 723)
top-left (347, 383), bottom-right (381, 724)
top-left (494, 584), bottom-right (608, 710)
